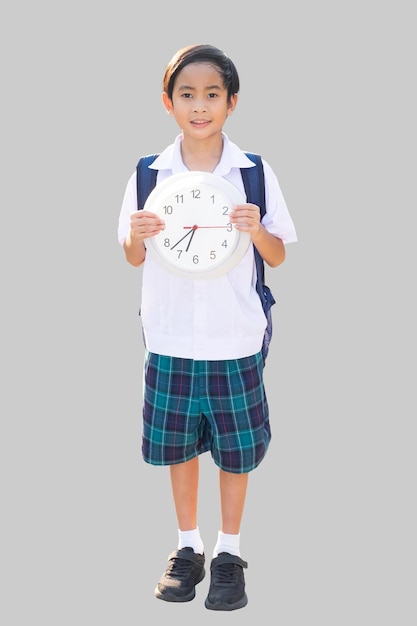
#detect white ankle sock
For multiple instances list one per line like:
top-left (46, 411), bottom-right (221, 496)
top-left (177, 527), bottom-right (204, 555)
top-left (213, 531), bottom-right (241, 558)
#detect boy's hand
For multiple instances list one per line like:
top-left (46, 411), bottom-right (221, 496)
top-left (129, 210), bottom-right (165, 241)
top-left (230, 203), bottom-right (261, 238)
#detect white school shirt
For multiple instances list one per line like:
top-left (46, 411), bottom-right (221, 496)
top-left (118, 133), bottom-right (297, 360)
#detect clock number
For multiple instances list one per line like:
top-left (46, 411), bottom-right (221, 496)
top-left (163, 238), bottom-right (170, 247)
top-left (210, 194), bottom-right (215, 204)
top-left (193, 255), bottom-right (199, 264)
top-left (191, 188), bottom-right (201, 199)
top-left (210, 250), bottom-right (216, 260)
top-left (221, 240), bottom-right (228, 248)
top-left (174, 194), bottom-right (183, 203)
top-left (163, 204), bottom-right (173, 215)
top-left (226, 222), bottom-right (232, 232)
top-left (222, 206), bottom-right (229, 215)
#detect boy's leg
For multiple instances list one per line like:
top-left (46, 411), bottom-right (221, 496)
top-left (219, 469), bottom-right (248, 534)
top-left (154, 457), bottom-right (205, 603)
top-left (205, 469), bottom-right (249, 611)
top-left (170, 456), bottom-right (199, 530)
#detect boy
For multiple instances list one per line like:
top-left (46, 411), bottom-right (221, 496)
top-left (118, 44), bottom-right (297, 611)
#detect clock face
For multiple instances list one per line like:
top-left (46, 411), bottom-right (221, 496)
top-left (143, 171), bottom-right (251, 279)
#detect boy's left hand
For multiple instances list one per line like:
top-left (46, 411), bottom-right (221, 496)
top-left (230, 203), bottom-right (261, 238)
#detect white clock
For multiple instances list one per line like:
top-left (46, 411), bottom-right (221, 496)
top-left (143, 171), bottom-right (251, 279)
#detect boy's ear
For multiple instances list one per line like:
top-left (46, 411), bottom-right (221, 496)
top-left (227, 93), bottom-right (238, 116)
top-left (162, 92), bottom-right (174, 114)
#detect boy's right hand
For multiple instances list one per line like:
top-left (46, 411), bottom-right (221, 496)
top-left (129, 210), bottom-right (165, 241)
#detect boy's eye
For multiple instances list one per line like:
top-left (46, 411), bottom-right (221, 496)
top-left (179, 93), bottom-right (219, 99)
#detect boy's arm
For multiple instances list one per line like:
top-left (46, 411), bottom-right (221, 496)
top-left (230, 203), bottom-right (285, 268)
top-left (123, 231), bottom-right (146, 267)
top-left (123, 210), bottom-right (165, 267)
top-left (251, 224), bottom-right (285, 268)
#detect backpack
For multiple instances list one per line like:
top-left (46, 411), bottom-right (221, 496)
top-left (136, 152), bottom-right (276, 363)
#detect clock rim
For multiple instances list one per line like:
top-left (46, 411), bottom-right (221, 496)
top-left (143, 171), bottom-right (251, 279)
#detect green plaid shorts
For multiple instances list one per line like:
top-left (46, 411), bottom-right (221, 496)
top-left (142, 351), bottom-right (271, 474)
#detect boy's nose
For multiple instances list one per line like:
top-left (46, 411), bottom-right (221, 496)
top-left (193, 100), bottom-right (207, 112)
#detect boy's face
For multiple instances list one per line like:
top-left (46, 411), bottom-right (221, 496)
top-left (162, 62), bottom-right (237, 140)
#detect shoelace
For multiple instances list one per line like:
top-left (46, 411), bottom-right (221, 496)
top-left (212, 563), bottom-right (239, 585)
top-left (166, 557), bottom-right (193, 580)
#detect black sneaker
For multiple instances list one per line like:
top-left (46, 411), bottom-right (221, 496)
top-left (204, 552), bottom-right (248, 611)
top-left (154, 547), bottom-right (205, 602)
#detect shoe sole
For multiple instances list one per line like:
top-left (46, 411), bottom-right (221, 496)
top-left (205, 592), bottom-right (248, 611)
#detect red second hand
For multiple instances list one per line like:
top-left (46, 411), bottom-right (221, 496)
top-left (183, 225), bottom-right (229, 229)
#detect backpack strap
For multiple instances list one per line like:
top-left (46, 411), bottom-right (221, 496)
top-left (241, 153), bottom-right (266, 218)
top-left (240, 152), bottom-right (268, 294)
top-left (241, 152), bottom-right (276, 362)
top-left (136, 154), bottom-right (159, 210)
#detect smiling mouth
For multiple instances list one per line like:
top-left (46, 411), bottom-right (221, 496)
top-left (191, 120), bottom-right (210, 125)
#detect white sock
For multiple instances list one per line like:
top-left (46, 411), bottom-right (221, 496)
top-left (213, 531), bottom-right (241, 558)
top-left (177, 527), bottom-right (204, 555)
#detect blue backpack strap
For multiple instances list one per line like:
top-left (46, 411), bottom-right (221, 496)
top-left (241, 153), bottom-right (266, 216)
top-left (136, 154), bottom-right (159, 210)
top-left (240, 152), bottom-right (266, 285)
top-left (241, 152), bottom-right (276, 362)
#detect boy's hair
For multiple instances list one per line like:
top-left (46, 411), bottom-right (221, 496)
top-left (162, 44), bottom-right (240, 102)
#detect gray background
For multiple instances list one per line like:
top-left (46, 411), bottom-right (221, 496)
top-left (1, 1), bottom-right (415, 624)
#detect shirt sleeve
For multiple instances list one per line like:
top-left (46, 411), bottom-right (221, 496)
top-left (117, 171), bottom-right (137, 245)
top-left (261, 160), bottom-right (297, 244)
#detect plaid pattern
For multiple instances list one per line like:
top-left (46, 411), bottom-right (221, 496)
top-left (142, 351), bottom-right (271, 473)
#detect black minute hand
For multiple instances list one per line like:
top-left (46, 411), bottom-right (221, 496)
top-left (170, 226), bottom-right (197, 251)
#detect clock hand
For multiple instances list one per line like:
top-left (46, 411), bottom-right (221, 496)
top-left (185, 228), bottom-right (196, 252)
top-left (183, 225), bottom-right (229, 229)
top-left (170, 227), bottom-right (196, 251)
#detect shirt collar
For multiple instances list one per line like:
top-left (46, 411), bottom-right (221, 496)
top-left (149, 132), bottom-right (256, 174)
